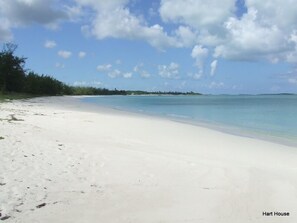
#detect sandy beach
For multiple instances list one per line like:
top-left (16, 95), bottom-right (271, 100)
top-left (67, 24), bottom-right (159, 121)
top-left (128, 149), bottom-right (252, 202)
top-left (1, 96), bottom-right (297, 223)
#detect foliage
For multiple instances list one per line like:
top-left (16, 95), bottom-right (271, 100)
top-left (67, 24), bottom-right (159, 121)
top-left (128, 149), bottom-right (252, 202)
top-left (24, 72), bottom-right (69, 95)
top-left (69, 86), bottom-right (127, 95)
top-left (0, 43), bottom-right (26, 93)
top-left (0, 92), bottom-right (33, 101)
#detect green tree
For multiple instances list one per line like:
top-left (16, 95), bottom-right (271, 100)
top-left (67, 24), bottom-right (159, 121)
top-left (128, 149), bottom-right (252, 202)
top-left (0, 43), bottom-right (26, 93)
top-left (24, 72), bottom-right (68, 95)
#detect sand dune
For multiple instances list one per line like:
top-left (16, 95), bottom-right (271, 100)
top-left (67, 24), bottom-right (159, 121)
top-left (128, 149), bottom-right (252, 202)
top-left (0, 96), bottom-right (296, 223)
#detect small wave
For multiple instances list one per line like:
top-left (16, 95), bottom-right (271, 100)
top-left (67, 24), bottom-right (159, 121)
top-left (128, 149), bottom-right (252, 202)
top-left (167, 113), bottom-right (190, 119)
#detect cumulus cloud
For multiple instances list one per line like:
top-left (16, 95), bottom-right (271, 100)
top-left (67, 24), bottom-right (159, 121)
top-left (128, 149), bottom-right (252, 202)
top-left (210, 60), bottom-right (218, 76)
top-left (74, 0), bottom-right (129, 10)
top-left (174, 26), bottom-right (197, 47)
top-left (73, 80), bottom-right (102, 87)
top-left (107, 69), bottom-right (121, 78)
top-left (107, 69), bottom-right (132, 79)
top-left (55, 62), bottom-right (65, 68)
top-left (133, 63), bottom-right (151, 78)
top-left (74, 0), bottom-right (198, 49)
top-left (97, 64), bottom-right (112, 72)
top-left (191, 45), bottom-right (208, 59)
top-left (214, 9), bottom-right (287, 61)
top-left (78, 51), bottom-right (86, 58)
top-left (3, 0), bottom-right (297, 67)
top-left (123, 72), bottom-right (132, 78)
top-left (159, 0), bottom-right (297, 64)
top-left (209, 81), bottom-right (225, 89)
top-left (0, 18), bottom-right (13, 42)
top-left (286, 31), bottom-right (297, 63)
top-left (97, 62), bottom-right (132, 78)
top-left (160, 0), bottom-right (235, 28)
top-left (188, 73), bottom-right (203, 80)
top-left (191, 45), bottom-right (208, 75)
top-left (82, 7), bottom-right (180, 49)
top-left (245, 0), bottom-right (297, 30)
top-left (158, 62), bottom-right (180, 79)
top-left (0, 0), bottom-right (67, 35)
top-left (58, 50), bottom-right (72, 59)
top-left (44, 40), bottom-right (56, 48)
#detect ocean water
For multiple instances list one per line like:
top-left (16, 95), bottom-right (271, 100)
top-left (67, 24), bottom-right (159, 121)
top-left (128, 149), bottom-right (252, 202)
top-left (82, 95), bottom-right (297, 146)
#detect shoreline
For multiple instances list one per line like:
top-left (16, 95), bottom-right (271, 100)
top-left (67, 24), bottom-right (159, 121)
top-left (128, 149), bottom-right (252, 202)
top-left (1, 96), bottom-right (297, 222)
top-left (78, 96), bottom-right (297, 148)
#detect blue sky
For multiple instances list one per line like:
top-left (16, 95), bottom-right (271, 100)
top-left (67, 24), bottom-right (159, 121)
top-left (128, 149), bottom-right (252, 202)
top-left (1, 0), bottom-right (297, 94)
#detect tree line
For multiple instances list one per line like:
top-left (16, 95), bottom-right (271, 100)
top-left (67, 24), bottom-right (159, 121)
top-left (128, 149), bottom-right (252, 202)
top-left (0, 43), bottom-right (201, 96)
top-left (0, 43), bottom-right (127, 96)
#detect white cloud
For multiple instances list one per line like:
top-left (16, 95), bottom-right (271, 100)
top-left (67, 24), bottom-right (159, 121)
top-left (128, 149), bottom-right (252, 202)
top-left (245, 0), bottom-right (297, 30)
top-left (0, 18), bottom-right (13, 42)
top-left (188, 73), bottom-right (202, 80)
top-left (3, 0), bottom-right (297, 67)
top-left (158, 62), bottom-right (180, 79)
top-left (209, 81), bottom-right (225, 89)
top-left (44, 40), bottom-right (56, 48)
top-left (55, 62), bottom-right (65, 68)
top-left (210, 60), bottom-right (218, 76)
top-left (65, 5), bottom-right (83, 21)
top-left (97, 63), bottom-right (132, 79)
top-left (288, 78), bottom-right (297, 84)
top-left (174, 26), bottom-right (197, 47)
top-left (97, 64), bottom-right (112, 71)
top-left (0, 0), bottom-right (67, 36)
top-left (160, 0), bottom-right (235, 28)
top-left (191, 45), bottom-right (208, 75)
top-left (108, 69), bottom-right (121, 78)
top-left (84, 7), bottom-right (179, 49)
top-left (197, 30), bottom-right (224, 47)
top-left (58, 50), bottom-right (72, 59)
top-left (214, 9), bottom-right (287, 61)
top-left (73, 80), bottom-right (102, 87)
top-left (286, 31), bottom-right (297, 63)
top-left (73, 0), bottom-right (297, 64)
top-left (74, 0), bottom-right (129, 10)
top-left (75, 0), bottom-right (198, 49)
top-left (134, 63), bottom-right (151, 78)
top-left (104, 68), bottom-right (132, 79)
top-left (191, 45), bottom-right (208, 59)
top-left (158, 0), bottom-right (297, 64)
top-left (123, 72), bottom-right (132, 78)
top-left (148, 7), bottom-right (157, 18)
top-left (78, 51), bottom-right (86, 58)
top-left (73, 81), bottom-right (87, 86)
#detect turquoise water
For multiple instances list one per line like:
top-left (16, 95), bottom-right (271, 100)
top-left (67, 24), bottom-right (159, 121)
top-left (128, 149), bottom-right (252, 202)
top-left (82, 95), bottom-right (297, 146)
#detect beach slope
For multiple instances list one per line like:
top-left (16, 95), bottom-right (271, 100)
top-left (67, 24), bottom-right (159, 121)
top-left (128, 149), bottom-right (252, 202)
top-left (0, 96), bottom-right (297, 223)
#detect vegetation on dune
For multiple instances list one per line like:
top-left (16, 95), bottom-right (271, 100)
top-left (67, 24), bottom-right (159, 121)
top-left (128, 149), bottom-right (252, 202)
top-left (69, 86), bottom-right (127, 95)
top-left (0, 43), bottom-right (201, 99)
top-left (0, 92), bottom-right (34, 101)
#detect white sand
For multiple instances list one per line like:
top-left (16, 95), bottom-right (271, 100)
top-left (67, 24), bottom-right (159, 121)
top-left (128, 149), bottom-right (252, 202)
top-left (0, 96), bottom-right (297, 223)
